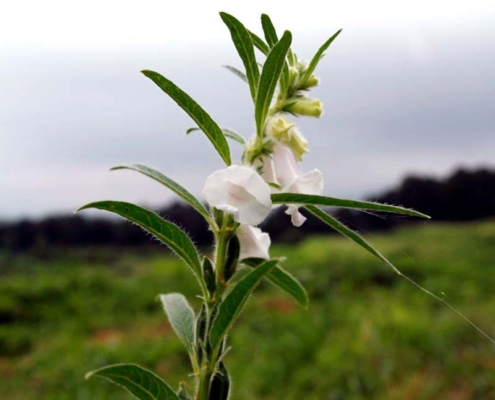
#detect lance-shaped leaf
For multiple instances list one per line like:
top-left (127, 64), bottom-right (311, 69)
top-left (272, 193), bottom-right (430, 219)
top-left (159, 293), bottom-right (196, 356)
top-left (302, 29), bottom-right (342, 84)
top-left (141, 70), bottom-right (231, 166)
top-left (187, 127), bottom-right (246, 145)
top-left (249, 31), bottom-right (270, 55)
top-left (243, 258), bottom-right (308, 307)
top-left (261, 13), bottom-right (278, 47)
top-left (111, 164), bottom-right (211, 222)
top-left (255, 30), bottom-right (292, 138)
top-left (222, 65), bottom-right (248, 83)
top-left (305, 205), bottom-right (403, 275)
top-left (209, 259), bottom-right (278, 353)
top-left (76, 201), bottom-right (203, 282)
top-left (85, 364), bottom-right (179, 400)
top-left (220, 12), bottom-right (259, 101)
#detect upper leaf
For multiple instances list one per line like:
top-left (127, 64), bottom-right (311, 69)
top-left (261, 14), bottom-right (278, 47)
top-left (209, 259), bottom-right (278, 354)
top-left (220, 12), bottom-right (260, 102)
top-left (111, 164), bottom-right (211, 222)
top-left (222, 65), bottom-right (248, 83)
top-left (141, 70), bottom-right (231, 166)
top-left (302, 29), bottom-right (342, 84)
top-left (249, 31), bottom-right (270, 55)
top-left (255, 30), bottom-right (292, 138)
top-left (272, 193), bottom-right (430, 219)
top-left (159, 293), bottom-right (196, 356)
top-left (76, 201), bottom-right (203, 283)
top-left (85, 363), bottom-right (179, 400)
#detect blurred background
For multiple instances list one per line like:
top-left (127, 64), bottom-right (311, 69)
top-left (1, 1), bottom-right (494, 399)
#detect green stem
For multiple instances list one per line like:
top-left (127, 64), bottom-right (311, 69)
top-left (196, 367), bottom-right (213, 400)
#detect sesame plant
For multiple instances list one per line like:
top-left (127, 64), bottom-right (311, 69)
top-left (76, 12), bottom-right (434, 400)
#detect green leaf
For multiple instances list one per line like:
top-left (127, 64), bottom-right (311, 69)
top-left (111, 164), bottom-right (211, 222)
top-left (159, 293), bottom-right (196, 356)
top-left (220, 12), bottom-right (260, 102)
top-left (243, 258), bottom-right (308, 307)
top-left (222, 65), bottom-right (248, 83)
top-left (255, 30), bottom-right (292, 138)
top-left (271, 193), bottom-right (430, 219)
top-left (187, 126), bottom-right (246, 145)
top-left (76, 201), bottom-right (203, 282)
top-left (141, 70), bottom-right (231, 166)
top-left (222, 128), bottom-right (246, 145)
top-left (249, 30), bottom-right (270, 55)
top-left (209, 259), bottom-right (278, 353)
top-left (302, 29), bottom-right (342, 83)
top-left (267, 265), bottom-right (308, 307)
top-left (305, 205), bottom-right (403, 275)
top-left (85, 364), bottom-right (179, 400)
top-left (261, 14), bottom-right (278, 47)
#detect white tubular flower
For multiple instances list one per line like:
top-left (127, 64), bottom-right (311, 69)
top-left (203, 165), bottom-right (272, 226)
top-left (270, 142), bottom-right (324, 227)
top-left (237, 225), bottom-right (271, 260)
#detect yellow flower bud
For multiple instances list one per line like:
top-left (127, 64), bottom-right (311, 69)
top-left (288, 98), bottom-right (323, 117)
top-left (266, 117), bottom-right (309, 161)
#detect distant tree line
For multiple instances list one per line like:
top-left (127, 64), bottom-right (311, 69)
top-left (1, 167), bottom-right (494, 251)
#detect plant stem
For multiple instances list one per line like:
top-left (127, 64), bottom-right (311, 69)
top-left (196, 367), bottom-right (213, 400)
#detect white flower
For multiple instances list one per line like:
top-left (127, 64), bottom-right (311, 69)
top-left (271, 142), bottom-right (324, 227)
top-left (203, 165), bottom-right (272, 226)
top-left (237, 225), bottom-right (271, 260)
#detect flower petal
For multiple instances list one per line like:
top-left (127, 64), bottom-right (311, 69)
top-left (203, 165), bottom-right (272, 225)
top-left (237, 225), bottom-right (271, 260)
top-left (285, 205), bottom-right (307, 227)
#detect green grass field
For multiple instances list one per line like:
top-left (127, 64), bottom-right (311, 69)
top-left (1, 220), bottom-right (494, 400)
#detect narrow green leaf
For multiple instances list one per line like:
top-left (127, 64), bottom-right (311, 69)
top-left (302, 29), bottom-right (342, 83)
top-left (267, 265), bottom-right (308, 307)
top-left (306, 205), bottom-right (495, 346)
top-left (305, 205), bottom-right (403, 275)
top-left (261, 14), bottom-right (278, 47)
top-left (187, 126), bottom-right (246, 145)
top-left (76, 201), bottom-right (202, 281)
top-left (111, 164), bottom-right (210, 222)
top-left (220, 12), bottom-right (260, 101)
top-left (141, 70), bottom-right (231, 166)
top-left (85, 364), bottom-right (179, 400)
top-left (222, 128), bottom-right (246, 145)
top-left (243, 258), bottom-right (308, 307)
top-left (209, 260), bottom-right (278, 353)
top-left (222, 65), bottom-right (248, 83)
top-left (159, 293), bottom-right (196, 356)
top-left (249, 30), bottom-right (270, 55)
top-left (272, 193), bottom-right (430, 219)
top-left (255, 30), bottom-right (292, 138)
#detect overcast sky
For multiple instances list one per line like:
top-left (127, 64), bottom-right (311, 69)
top-left (1, 1), bottom-right (494, 219)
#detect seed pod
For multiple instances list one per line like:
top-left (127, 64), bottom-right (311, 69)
top-left (195, 305), bottom-right (207, 363)
top-left (224, 236), bottom-right (240, 282)
top-left (202, 256), bottom-right (216, 296)
top-left (208, 362), bottom-right (230, 400)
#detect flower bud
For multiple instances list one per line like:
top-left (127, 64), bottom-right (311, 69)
top-left (301, 74), bottom-right (319, 89)
top-left (224, 236), bottom-right (240, 282)
top-left (287, 98), bottom-right (323, 117)
top-left (202, 256), bottom-right (216, 296)
top-left (266, 117), bottom-right (309, 161)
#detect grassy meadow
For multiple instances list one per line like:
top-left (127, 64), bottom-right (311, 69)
top-left (1, 220), bottom-right (494, 399)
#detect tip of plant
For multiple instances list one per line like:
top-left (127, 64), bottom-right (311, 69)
top-left (84, 371), bottom-right (95, 380)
